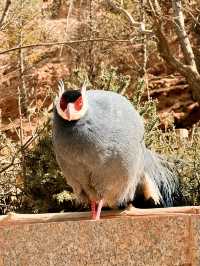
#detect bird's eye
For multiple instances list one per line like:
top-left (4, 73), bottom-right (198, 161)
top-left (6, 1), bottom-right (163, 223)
top-left (74, 96), bottom-right (83, 111)
top-left (60, 96), bottom-right (68, 111)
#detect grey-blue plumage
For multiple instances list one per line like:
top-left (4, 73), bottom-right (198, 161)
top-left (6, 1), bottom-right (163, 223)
top-left (53, 89), bottom-right (176, 210)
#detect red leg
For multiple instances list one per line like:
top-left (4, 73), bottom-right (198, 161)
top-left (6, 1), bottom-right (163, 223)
top-left (95, 199), bottom-right (104, 220)
top-left (91, 200), bottom-right (96, 220)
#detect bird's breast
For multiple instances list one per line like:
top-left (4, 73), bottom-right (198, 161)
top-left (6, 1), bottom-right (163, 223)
top-left (54, 119), bottom-right (111, 167)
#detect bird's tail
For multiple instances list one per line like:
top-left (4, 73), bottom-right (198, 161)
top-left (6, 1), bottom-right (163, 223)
top-left (140, 148), bottom-right (178, 207)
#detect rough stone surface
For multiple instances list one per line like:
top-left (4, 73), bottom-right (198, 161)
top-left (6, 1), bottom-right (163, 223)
top-left (0, 215), bottom-right (198, 266)
top-left (191, 214), bottom-right (200, 265)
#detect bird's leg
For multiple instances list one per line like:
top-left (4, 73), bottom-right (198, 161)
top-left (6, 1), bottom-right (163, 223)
top-left (95, 199), bottom-right (104, 220)
top-left (91, 200), bottom-right (96, 219)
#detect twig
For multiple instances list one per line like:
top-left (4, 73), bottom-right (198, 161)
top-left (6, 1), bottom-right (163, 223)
top-left (105, 0), bottom-right (141, 26)
top-left (8, 118), bottom-right (21, 139)
top-left (0, 38), bottom-right (132, 55)
top-left (59, 0), bottom-right (74, 57)
top-left (18, 0), bottom-right (28, 116)
top-left (18, 87), bottom-right (26, 184)
top-left (105, 0), bottom-right (152, 34)
top-left (0, 0), bottom-right (11, 30)
top-left (139, 0), bottom-right (149, 98)
top-left (140, 0), bottom-right (148, 77)
top-left (0, 119), bottom-right (51, 174)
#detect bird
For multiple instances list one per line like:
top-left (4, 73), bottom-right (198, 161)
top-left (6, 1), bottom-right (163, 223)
top-left (52, 81), bottom-right (177, 220)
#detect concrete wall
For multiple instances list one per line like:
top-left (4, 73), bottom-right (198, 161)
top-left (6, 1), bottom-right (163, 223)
top-left (0, 214), bottom-right (200, 265)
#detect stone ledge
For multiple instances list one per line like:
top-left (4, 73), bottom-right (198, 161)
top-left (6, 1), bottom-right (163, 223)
top-left (0, 210), bottom-right (200, 265)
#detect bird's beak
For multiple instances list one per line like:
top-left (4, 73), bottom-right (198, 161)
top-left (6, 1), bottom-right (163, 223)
top-left (65, 103), bottom-right (75, 121)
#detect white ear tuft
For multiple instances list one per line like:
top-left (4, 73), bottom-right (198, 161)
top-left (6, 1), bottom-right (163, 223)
top-left (58, 80), bottom-right (65, 96)
top-left (54, 80), bottom-right (65, 105)
top-left (81, 80), bottom-right (87, 96)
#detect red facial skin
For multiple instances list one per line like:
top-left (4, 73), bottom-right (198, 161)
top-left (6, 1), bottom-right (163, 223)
top-left (74, 96), bottom-right (83, 111)
top-left (60, 96), bottom-right (68, 111)
top-left (60, 96), bottom-right (83, 112)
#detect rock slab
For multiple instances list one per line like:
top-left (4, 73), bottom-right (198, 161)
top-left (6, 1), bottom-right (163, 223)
top-left (0, 214), bottom-right (200, 266)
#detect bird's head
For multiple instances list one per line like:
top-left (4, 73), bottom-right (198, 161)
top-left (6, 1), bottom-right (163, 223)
top-left (55, 81), bottom-right (88, 121)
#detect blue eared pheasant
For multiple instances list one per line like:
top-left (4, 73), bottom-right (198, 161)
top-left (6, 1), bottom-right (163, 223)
top-left (53, 81), bottom-right (177, 220)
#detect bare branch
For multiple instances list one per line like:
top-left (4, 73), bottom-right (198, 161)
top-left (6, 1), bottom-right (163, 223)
top-left (140, 0), bottom-right (148, 76)
top-left (139, 0), bottom-right (149, 98)
top-left (105, 0), bottom-right (152, 34)
top-left (146, 0), bottom-right (200, 103)
top-left (0, 0), bottom-right (11, 29)
top-left (18, 88), bottom-right (27, 182)
top-left (154, 24), bottom-right (188, 75)
top-left (59, 0), bottom-right (74, 57)
top-left (18, 0), bottom-right (28, 116)
top-left (0, 38), bottom-right (132, 55)
top-left (105, 0), bottom-right (141, 26)
top-left (172, 0), bottom-right (197, 70)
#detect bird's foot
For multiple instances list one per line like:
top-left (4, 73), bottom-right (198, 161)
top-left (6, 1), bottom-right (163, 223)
top-left (95, 199), bottom-right (104, 220)
top-left (122, 204), bottom-right (146, 216)
top-left (91, 199), bottom-right (104, 220)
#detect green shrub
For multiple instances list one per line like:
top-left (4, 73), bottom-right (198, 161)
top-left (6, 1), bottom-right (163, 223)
top-left (1, 68), bottom-right (200, 214)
